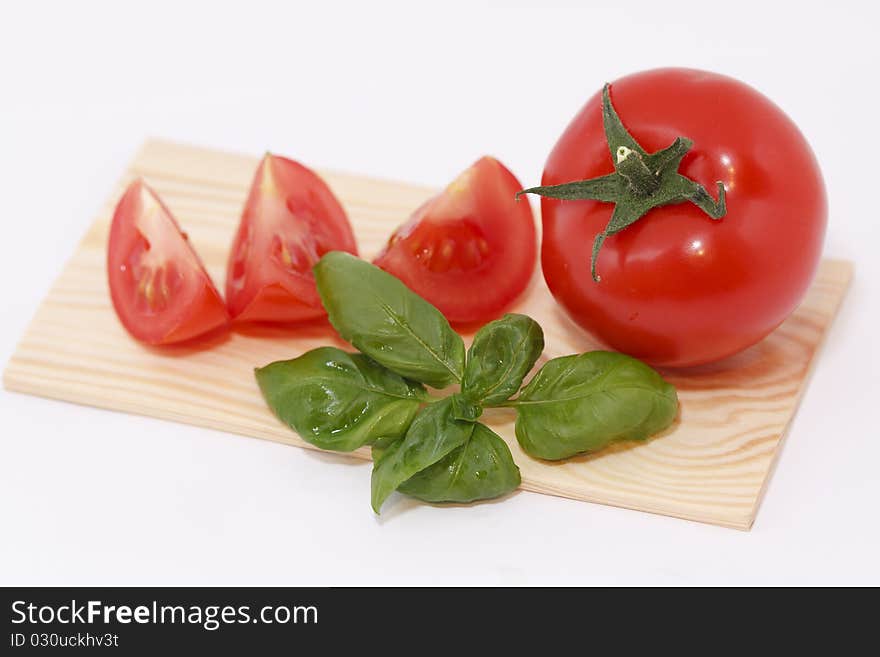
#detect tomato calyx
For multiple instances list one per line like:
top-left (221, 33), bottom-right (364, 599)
top-left (518, 83), bottom-right (727, 282)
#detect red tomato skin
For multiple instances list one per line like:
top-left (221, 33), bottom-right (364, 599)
top-left (107, 180), bottom-right (228, 345)
top-left (226, 154), bottom-right (358, 323)
top-left (541, 68), bottom-right (827, 367)
top-left (373, 156), bottom-right (537, 325)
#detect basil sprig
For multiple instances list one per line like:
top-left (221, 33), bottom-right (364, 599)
top-left (256, 251), bottom-right (678, 514)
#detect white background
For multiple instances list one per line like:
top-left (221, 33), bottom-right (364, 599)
top-left (2, 0), bottom-right (878, 585)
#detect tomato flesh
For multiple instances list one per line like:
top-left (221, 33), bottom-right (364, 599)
top-left (540, 68), bottom-right (827, 367)
top-left (225, 154), bottom-right (357, 323)
top-left (107, 180), bottom-right (228, 344)
top-left (374, 156), bottom-right (536, 325)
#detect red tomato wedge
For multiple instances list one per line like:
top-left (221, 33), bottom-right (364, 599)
top-left (373, 157), bottom-right (537, 325)
top-left (107, 180), bottom-right (229, 345)
top-left (225, 154), bottom-right (358, 323)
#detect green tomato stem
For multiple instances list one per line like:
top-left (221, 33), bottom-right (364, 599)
top-left (517, 83), bottom-right (728, 282)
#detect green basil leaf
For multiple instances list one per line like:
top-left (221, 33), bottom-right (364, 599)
top-left (513, 351), bottom-right (678, 460)
top-left (370, 434), bottom-right (400, 463)
top-left (370, 397), bottom-right (474, 513)
top-left (398, 423), bottom-right (520, 504)
top-left (450, 392), bottom-right (482, 422)
top-left (314, 251), bottom-right (465, 388)
top-left (461, 313), bottom-right (544, 406)
top-left (255, 347), bottom-right (427, 452)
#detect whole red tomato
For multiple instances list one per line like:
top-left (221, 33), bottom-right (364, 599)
top-left (534, 68), bottom-right (826, 367)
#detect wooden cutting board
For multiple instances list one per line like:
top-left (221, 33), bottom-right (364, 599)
top-left (3, 139), bottom-right (852, 530)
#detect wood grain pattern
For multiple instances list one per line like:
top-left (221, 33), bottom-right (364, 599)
top-left (3, 139), bottom-right (852, 530)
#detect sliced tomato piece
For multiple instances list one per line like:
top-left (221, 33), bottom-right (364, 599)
top-left (373, 156), bottom-right (536, 324)
top-left (107, 180), bottom-right (228, 345)
top-left (225, 154), bottom-right (358, 322)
